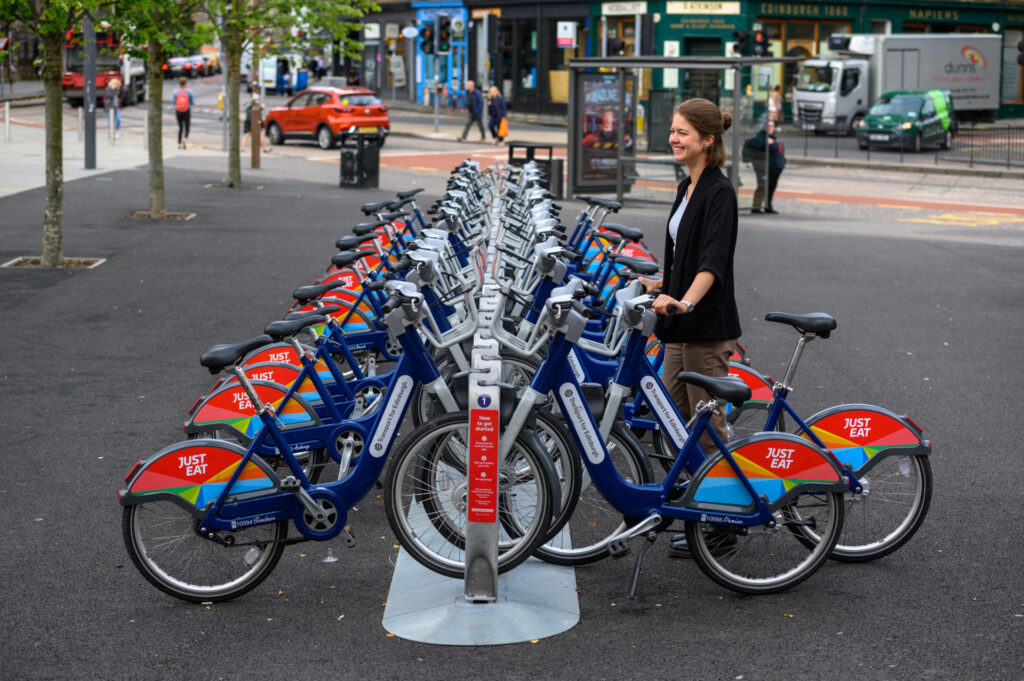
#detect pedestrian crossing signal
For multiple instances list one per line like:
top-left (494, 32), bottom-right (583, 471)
top-left (752, 30), bottom-right (772, 57)
top-left (732, 30), bottom-right (751, 57)
top-left (420, 24), bottom-right (434, 55)
top-left (436, 14), bottom-right (452, 55)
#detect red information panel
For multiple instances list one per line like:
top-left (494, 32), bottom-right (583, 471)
top-left (467, 408), bottom-right (499, 523)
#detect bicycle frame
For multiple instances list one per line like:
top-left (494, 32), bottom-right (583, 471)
top-left (122, 295), bottom-right (459, 542)
top-left (500, 303), bottom-right (847, 529)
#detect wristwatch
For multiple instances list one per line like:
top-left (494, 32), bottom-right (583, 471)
top-left (680, 300), bottom-right (695, 312)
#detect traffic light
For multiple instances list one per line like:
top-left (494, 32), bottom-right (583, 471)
top-left (732, 30), bottom-right (751, 57)
top-left (752, 30), bottom-right (771, 57)
top-left (1018, 38), bottom-right (1024, 67)
top-left (419, 23), bottom-right (434, 54)
top-left (436, 14), bottom-right (451, 55)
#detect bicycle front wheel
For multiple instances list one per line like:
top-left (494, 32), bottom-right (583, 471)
top-left (384, 413), bottom-right (553, 578)
top-left (684, 490), bottom-right (844, 595)
top-left (123, 501), bottom-right (286, 603)
top-left (534, 423), bottom-right (653, 566)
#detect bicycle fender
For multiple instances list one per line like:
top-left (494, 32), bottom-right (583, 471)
top-left (184, 380), bottom-right (319, 442)
top-left (799, 404), bottom-right (931, 476)
top-left (726, 363), bottom-right (775, 406)
top-left (682, 432), bottom-right (847, 513)
top-left (119, 439), bottom-right (279, 513)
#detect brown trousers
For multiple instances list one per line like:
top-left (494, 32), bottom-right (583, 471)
top-left (661, 339), bottom-right (737, 452)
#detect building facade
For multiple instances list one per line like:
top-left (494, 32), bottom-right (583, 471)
top-left (359, 0), bottom-right (1024, 118)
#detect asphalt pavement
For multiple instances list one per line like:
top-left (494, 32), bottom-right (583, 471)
top-left (0, 102), bottom-right (1023, 680)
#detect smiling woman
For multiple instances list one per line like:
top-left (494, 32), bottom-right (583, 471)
top-left (637, 97), bottom-right (741, 487)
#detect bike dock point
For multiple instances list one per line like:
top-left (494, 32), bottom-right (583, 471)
top-left (382, 167), bottom-right (579, 645)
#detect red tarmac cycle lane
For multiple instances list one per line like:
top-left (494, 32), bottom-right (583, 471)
top-left (377, 149), bottom-right (1023, 216)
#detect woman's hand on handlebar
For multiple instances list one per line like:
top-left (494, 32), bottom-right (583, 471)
top-left (637, 276), bottom-right (662, 294)
top-left (652, 294), bottom-right (686, 315)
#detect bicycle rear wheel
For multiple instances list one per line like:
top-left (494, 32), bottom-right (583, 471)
top-left (684, 490), bottom-right (844, 595)
top-left (534, 423), bottom-right (653, 566)
top-left (384, 412), bottom-right (553, 578)
top-left (123, 501), bottom-right (286, 602)
top-left (792, 454), bottom-right (932, 562)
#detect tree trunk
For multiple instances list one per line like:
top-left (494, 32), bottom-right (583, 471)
top-left (226, 28), bottom-right (242, 188)
top-left (40, 28), bottom-right (63, 267)
top-left (146, 40), bottom-right (165, 217)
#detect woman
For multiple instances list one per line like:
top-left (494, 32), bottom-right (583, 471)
top-left (173, 77), bottom-right (194, 149)
top-left (638, 98), bottom-right (742, 558)
top-left (103, 78), bottom-right (121, 138)
top-left (768, 84), bottom-right (783, 123)
top-left (487, 86), bottom-right (507, 145)
top-left (240, 85), bottom-right (271, 153)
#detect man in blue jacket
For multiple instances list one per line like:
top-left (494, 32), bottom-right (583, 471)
top-left (746, 120), bottom-right (786, 214)
top-left (457, 80), bottom-right (487, 143)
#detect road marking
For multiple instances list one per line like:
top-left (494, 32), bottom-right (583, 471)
top-left (901, 212), bottom-right (1024, 228)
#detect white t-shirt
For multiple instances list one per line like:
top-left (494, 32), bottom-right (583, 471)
top-left (668, 195), bottom-right (688, 256)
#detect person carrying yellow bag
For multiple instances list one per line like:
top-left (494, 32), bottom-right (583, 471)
top-left (488, 86), bottom-right (508, 145)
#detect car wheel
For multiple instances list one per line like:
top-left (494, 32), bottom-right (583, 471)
top-left (266, 122), bottom-right (284, 146)
top-left (317, 125), bottom-right (336, 150)
top-left (848, 115), bottom-right (863, 137)
top-left (912, 133), bottom-right (922, 153)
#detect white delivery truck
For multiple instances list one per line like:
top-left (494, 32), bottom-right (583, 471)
top-left (792, 33), bottom-right (1003, 133)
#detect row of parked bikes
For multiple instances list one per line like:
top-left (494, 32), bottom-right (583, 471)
top-left (118, 160), bottom-right (933, 603)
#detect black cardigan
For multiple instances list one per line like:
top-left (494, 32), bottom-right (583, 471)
top-left (655, 168), bottom-right (742, 344)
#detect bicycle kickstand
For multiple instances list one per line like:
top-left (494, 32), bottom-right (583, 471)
top-left (626, 531), bottom-right (659, 599)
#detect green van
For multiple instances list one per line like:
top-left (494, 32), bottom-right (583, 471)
top-left (855, 90), bottom-right (956, 152)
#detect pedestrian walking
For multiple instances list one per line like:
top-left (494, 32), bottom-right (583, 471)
top-left (173, 77), bottom-right (194, 149)
top-left (346, 68), bottom-right (360, 86)
top-left (456, 80), bottom-right (486, 143)
top-left (636, 98), bottom-right (742, 559)
top-left (747, 119), bottom-right (786, 214)
top-left (487, 86), bottom-right (508, 145)
top-left (240, 85), bottom-right (271, 153)
top-left (768, 85), bottom-right (783, 123)
top-left (103, 77), bottom-right (122, 138)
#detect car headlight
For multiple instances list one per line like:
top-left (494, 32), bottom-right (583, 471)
top-left (857, 119), bottom-right (866, 128)
top-left (901, 121), bottom-right (915, 130)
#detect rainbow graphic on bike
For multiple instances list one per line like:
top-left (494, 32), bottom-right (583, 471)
top-left (125, 442), bottom-right (276, 510)
top-left (693, 439), bottom-right (843, 507)
top-left (804, 409), bottom-right (923, 470)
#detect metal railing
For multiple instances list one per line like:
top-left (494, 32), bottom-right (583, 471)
top-left (782, 120), bottom-right (1024, 170)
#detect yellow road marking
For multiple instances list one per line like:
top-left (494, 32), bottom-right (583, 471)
top-left (901, 212), bottom-right (1024, 228)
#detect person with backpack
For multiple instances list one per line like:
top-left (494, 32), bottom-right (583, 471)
top-left (174, 77), bottom-right (194, 149)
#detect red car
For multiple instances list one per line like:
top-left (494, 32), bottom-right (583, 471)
top-left (263, 86), bottom-right (390, 150)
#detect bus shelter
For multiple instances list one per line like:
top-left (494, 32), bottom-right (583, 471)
top-left (566, 56), bottom-right (803, 203)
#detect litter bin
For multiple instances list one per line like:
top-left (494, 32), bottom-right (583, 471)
top-left (296, 69), bottom-right (309, 91)
top-left (506, 142), bottom-right (562, 198)
top-left (339, 130), bottom-right (388, 189)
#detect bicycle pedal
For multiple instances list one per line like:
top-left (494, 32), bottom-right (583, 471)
top-left (607, 539), bottom-right (630, 559)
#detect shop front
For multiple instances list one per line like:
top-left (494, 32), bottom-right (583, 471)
top-left (467, 1), bottom-right (593, 116)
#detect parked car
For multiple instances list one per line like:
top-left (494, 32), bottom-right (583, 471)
top-left (856, 89), bottom-right (957, 152)
top-left (188, 55), bottom-right (210, 77)
top-left (163, 56), bottom-right (195, 79)
top-left (263, 86), bottom-right (390, 150)
top-left (200, 50), bottom-right (222, 73)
